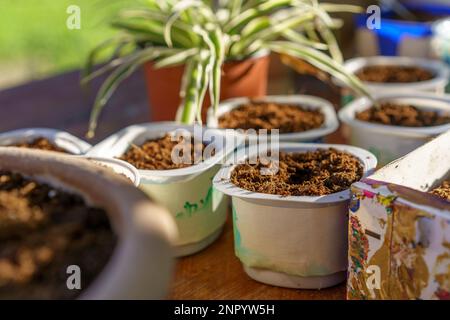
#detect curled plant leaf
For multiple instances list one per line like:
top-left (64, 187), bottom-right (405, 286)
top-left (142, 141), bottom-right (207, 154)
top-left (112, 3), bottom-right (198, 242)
top-left (84, 0), bottom-right (371, 136)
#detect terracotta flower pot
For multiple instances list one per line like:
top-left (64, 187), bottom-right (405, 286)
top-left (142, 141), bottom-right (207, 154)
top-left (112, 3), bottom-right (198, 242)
top-left (143, 52), bottom-right (270, 122)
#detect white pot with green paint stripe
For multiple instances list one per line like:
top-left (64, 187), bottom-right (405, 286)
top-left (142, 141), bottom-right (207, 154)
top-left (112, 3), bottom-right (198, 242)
top-left (88, 122), bottom-right (241, 257)
top-left (213, 143), bottom-right (377, 289)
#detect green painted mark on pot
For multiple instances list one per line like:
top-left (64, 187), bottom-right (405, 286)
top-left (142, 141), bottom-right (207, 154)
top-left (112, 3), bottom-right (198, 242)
top-left (175, 185), bottom-right (214, 219)
top-left (232, 204), bottom-right (242, 252)
top-left (367, 146), bottom-right (396, 165)
top-left (231, 204), bottom-right (258, 264)
top-left (341, 94), bottom-right (355, 107)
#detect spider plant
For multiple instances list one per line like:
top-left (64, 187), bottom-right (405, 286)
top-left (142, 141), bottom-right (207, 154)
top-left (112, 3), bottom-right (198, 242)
top-left (83, 0), bottom-right (370, 137)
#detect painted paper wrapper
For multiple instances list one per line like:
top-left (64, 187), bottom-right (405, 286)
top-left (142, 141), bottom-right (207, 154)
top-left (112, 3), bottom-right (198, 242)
top-left (348, 131), bottom-right (450, 300)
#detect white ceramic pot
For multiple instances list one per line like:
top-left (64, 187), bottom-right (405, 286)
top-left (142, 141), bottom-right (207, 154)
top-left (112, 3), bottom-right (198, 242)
top-left (339, 93), bottom-right (450, 166)
top-left (0, 147), bottom-right (177, 299)
top-left (88, 122), bottom-right (240, 257)
top-left (213, 143), bottom-right (377, 289)
top-left (206, 95), bottom-right (339, 142)
top-left (0, 128), bottom-right (91, 154)
top-left (337, 56), bottom-right (450, 106)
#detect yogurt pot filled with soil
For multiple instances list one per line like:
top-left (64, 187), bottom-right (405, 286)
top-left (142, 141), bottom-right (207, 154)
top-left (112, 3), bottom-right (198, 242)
top-left (339, 93), bottom-right (450, 166)
top-left (0, 128), bottom-right (91, 154)
top-left (337, 56), bottom-right (450, 105)
top-left (87, 122), bottom-right (240, 257)
top-left (206, 95), bottom-right (339, 142)
top-left (213, 143), bottom-right (377, 289)
top-left (0, 148), bottom-right (176, 299)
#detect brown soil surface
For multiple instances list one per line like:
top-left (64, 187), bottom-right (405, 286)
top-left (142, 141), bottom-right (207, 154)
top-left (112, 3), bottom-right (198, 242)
top-left (0, 171), bottom-right (116, 299)
top-left (218, 101), bottom-right (324, 133)
top-left (120, 133), bottom-right (206, 170)
top-left (230, 148), bottom-right (363, 196)
top-left (355, 103), bottom-right (450, 127)
top-left (356, 65), bottom-right (434, 83)
top-left (430, 180), bottom-right (450, 200)
top-left (11, 137), bottom-right (69, 153)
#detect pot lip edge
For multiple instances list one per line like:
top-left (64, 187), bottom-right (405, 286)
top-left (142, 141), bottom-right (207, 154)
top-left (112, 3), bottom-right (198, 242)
top-left (212, 142), bottom-right (377, 205)
top-left (0, 127), bottom-right (92, 154)
top-left (338, 92), bottom-right (450, 136)
top-left (88, 122), bottom-right (244, 183)
top-left (75, 155), bottom-right (141, 187)
top-left (225, 49), bottom-right (270, 63)
top-left (336, 55), bottom-right (450, 90)
top-left (144, 49), bottom-right (270, 68)
top-left (205, 94), bottom-right (339, 141)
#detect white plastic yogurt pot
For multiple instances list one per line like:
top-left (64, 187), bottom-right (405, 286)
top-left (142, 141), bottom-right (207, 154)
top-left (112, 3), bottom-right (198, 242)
top-left (78, 156), bottom-right (141, 187)
top-left (339, 93), bottom-right (450, 166)
top-left (206, 95), bottom-right (339, 142)
top-left (337, 56), bottom-right (450, 105)
top-left (88, 122), bottom-right (241, 257)
top-left (0, 128), bottom-right (91, 154)
top-left (213, 143), bottom-right (377, 289)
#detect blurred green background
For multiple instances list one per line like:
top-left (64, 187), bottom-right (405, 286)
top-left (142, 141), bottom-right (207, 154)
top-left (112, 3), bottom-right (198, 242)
top-left (0, 0), bottom-right (129, 89)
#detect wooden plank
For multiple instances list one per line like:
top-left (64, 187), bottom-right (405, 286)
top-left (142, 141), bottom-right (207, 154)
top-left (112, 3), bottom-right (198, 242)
top-left (169, 218), bottom-right (346, 300)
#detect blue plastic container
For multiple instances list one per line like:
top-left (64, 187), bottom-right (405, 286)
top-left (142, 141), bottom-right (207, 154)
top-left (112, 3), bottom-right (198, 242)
top-left (355, 2), bottom-right (450, 56)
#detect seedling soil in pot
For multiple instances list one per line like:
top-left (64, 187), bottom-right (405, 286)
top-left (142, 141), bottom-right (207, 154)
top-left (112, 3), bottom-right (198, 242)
top-left (11, 137), bottom-right (69, 154)
top-left (430, 180), bottom-right (450, 201)
top-left (218, 102), bottom-right (325, 134)
top-left (355, 103), bottom-right (450, 127)
top-left (231, 148), bottom-right (363, 197)
top-left (0, 171), bottom-right (116, 299)
top-left (120, 133), bottom-right (209, 170)
top-left (355, 65), bottom-right (434, 83)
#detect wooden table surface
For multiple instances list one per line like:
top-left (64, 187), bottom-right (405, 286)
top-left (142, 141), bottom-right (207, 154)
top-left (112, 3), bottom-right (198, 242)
top-left (169, 218), bottom-right (346, 300)
top-left (0, 63), bottom-right (347, 300)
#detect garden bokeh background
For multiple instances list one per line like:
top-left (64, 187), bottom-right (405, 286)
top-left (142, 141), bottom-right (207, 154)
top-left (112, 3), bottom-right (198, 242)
top-left (0, 0), bottom-right (129, 89)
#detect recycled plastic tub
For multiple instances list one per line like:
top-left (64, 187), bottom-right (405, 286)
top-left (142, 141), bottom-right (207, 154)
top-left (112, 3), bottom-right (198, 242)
top-left (88, 122), bottom-right (241, 257)
top-left (206, 95), bottom-right (339, 142)
top-left (213, 142), bottom-right (377, 289)
top-left (338, 93), bottom-right (450, 166)
top-left (0, 128), bottom-right (91, 154)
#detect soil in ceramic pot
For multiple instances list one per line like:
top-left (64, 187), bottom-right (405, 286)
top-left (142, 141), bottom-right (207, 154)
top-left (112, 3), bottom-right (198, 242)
top-left (218, 101), bottom-right (325, 134)
top-left (11, 137), bottom-right (69, 153)
top-left (0, 171), bottom-right (116, 299)
top-left (355, 103), bottom-right (450, 127)
top-left (355, 65), bottom-right (434, 83)
top-left (430, 180), bottom-right (450, 200)
top-left (120, 133), bottom-right (207, 170)
top-left (231, 148), bottom-right (363, 196)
